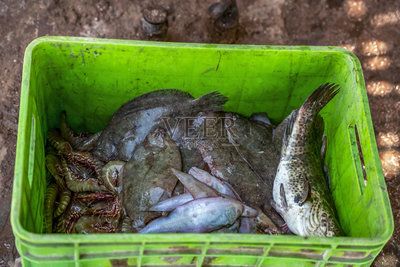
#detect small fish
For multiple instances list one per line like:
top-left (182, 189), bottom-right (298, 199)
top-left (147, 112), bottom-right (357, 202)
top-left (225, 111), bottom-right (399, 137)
top-left (140, 197), bottom-right (243, 233)
top-left (122, 128), bottom-right (182, 230)
top-left (154, 168), bottom-right (259, 217)
top-left (273, 83), bottom-right (342, 237)
top-left (149, 193), bottom-right (194, 212)
top-left (188, 167), bottom-right (240, 199)
top-left (170, 168), bottom-right (219, 199)
top-left (94, 90), bottom-right (228, 161)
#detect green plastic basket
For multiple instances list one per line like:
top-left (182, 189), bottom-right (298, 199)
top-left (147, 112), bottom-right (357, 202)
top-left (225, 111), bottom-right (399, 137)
top-left (11, 36), bottom-right (393, 266)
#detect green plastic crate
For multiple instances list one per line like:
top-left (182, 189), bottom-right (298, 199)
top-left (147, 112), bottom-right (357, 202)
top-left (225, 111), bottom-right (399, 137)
top-left (11, 36), bottom-right (393, 267)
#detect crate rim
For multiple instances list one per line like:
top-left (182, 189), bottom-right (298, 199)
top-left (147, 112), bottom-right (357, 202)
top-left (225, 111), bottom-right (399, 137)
top-left (11, 36), bottom-right (394, 248)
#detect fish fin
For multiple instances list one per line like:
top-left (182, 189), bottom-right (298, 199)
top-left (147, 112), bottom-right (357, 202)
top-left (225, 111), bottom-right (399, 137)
top-left (116, 89), bottom-right (194, 115)
top-left (281, 109), bottom-right (299, 154)
top-left (193, 91), bottom-right (228, 112)
top-left (293, 174), bottom-right (310, 206)
top-left (302, 83), bottom-right (340, 114)
top-left (279, 183), bottom-right (288, 211)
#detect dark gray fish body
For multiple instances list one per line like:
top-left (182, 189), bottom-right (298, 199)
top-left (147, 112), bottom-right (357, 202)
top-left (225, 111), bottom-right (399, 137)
top-left (122, 128), bottom-right (182, 230)
top-left (273, 83), bottom-right (342, 237)
top-left (179, 146), bottom-right (207, 172)
top-left (140, 197), bottom-right (243, 233)
top-left (163, 115), bottom-right (208, 172)
top-left (224, 112), bottom-right (284, 226)
top-left (94, 90), bottom-right (227, 161)
top-left (193, 112), bottom-right (273, 215)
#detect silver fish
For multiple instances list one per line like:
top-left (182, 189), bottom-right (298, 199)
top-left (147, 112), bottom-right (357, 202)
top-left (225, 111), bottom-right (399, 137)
top-left (188, 167), bottom-right (240, 199)
top-left (166, 169), bottom-right (259, 217)
top-left (149, 193), bottom-right (194, 212)
top-left (140, 197), bottom-right (243, 233)
top-left (170, 168), bottom-right (219, 199)
top-left (272, 83), bottom-right (342, 237)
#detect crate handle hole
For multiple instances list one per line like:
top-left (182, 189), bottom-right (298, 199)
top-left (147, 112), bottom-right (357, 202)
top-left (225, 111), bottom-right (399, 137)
top-left (349, 124), bottom-right (368, 193)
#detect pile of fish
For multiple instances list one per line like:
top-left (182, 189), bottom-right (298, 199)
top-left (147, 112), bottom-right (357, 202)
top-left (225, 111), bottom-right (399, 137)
top-left (44, 83), bottom-right (342, 237)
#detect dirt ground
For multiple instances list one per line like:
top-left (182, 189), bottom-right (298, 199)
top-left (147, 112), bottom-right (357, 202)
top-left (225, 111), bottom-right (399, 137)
top-left (0, 0), bottom-right (399, 266)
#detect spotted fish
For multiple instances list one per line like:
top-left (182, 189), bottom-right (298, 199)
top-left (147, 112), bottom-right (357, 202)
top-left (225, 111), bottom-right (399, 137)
top-left (272, 83), bottom-right (342, 237)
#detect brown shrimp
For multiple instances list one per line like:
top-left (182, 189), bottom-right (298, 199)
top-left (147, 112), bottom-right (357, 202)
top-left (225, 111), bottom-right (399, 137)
top-left (47, 131), bottom-right (73, 155)
top-left (66, 151), bottom-right (103, 177)
top-left (61, 158), bottom-right (107, 192)
top-left (48, 130), bottom-right (103, 175)
top-left (74, 192), bottom-right (115, 205)
top-left (45, 154), bottom-right (67, 190)
top-left (74, 216), bottom-right (119, 234)
top-left (87, 197), bottom-right (122, 218)
top-left (54, 190), bottom-right (72, 218)
top-left (57, 200), bottom-right (88, 233)
top-left (44, 183), bottom-right (59, 233)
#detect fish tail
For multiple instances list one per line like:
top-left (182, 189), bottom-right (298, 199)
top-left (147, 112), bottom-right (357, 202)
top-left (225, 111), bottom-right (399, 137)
top-left (302, 83), bottom-right (340, 115)
top-left (192, 91), bottom-right (228, 112)
top-left (298, 83), bottom-right (340, 135)
top-left (282, 83), bottom-right (339, 153)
